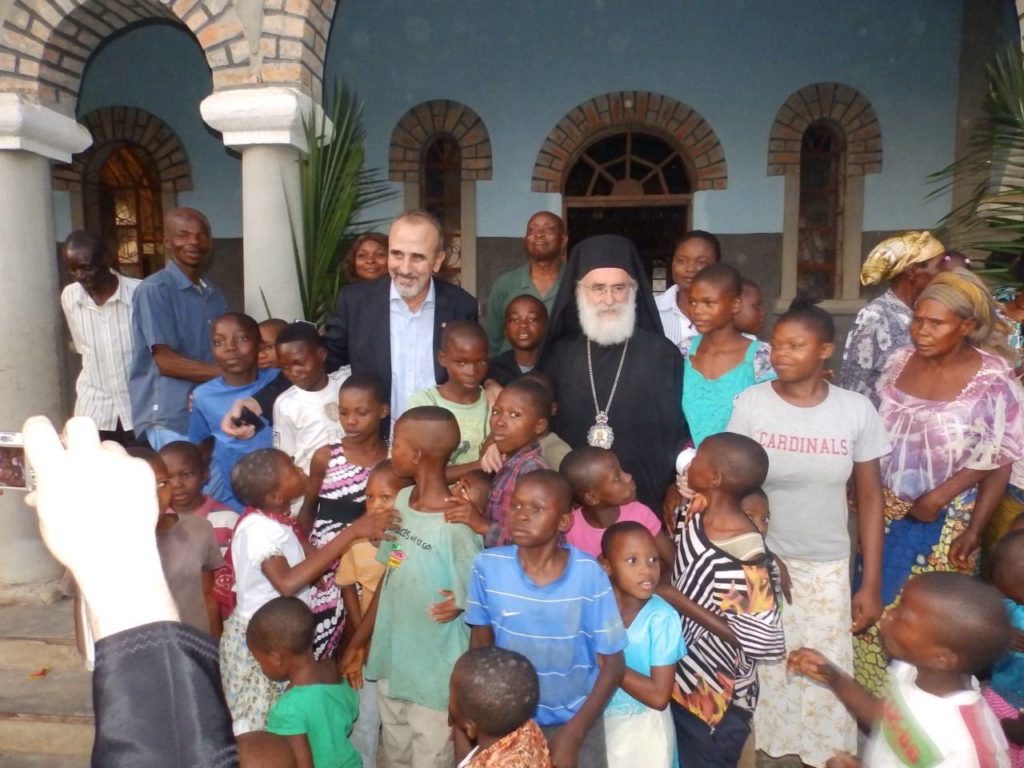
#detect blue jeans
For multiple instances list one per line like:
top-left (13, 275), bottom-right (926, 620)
top-left (671, 700), bottom-right (751, 768)
top-left (541, 717), bottom-right (607, 768)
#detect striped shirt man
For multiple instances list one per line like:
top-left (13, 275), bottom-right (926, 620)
top-left (61, 272), bottom-right (140, 431)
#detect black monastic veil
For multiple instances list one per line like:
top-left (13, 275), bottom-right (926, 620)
top-left (540, 235), bottom-right (687, 511)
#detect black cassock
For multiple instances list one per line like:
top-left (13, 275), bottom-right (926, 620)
top-left (540, 328), bottom-right (686, 512)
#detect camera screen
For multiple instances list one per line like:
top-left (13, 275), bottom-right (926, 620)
top-left (0, 440), bottom-right (28, 491)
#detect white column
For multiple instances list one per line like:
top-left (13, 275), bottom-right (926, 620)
top-left (201, 87), bottom-right (322, 321)
top-left (776, 165), bottom-right (800, 309)
top-left (459, 180), bottom-right (478, 297)
top-left (0, 95), bottom-right (91, 588)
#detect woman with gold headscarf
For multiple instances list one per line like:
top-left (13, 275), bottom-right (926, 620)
top-left (837, 231), bottom-right (945, 406)
top-left (853, 269), bottom-right (1024, 695)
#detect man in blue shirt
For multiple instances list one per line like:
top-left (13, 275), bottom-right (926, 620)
top-left (129, 208), bottom-right (228, 448)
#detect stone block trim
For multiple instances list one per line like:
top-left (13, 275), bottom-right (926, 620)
top-left (389, 99), bottom-right (492, 182)
top-left (259, 0), bottom-right (335, 101)
top-left (767, 82), bottom-right (882, 176)
top-left (0, 0), bottom-right (253, 112)
top-left (52, 106), bottom-right (192, 192)
top-left (530, 90), bottom-right (728, 193)
top-left (0, 0), bottom-right (337, 110)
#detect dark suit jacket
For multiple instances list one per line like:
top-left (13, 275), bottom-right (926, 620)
top-left (324, 276), bottom-right (479, 401)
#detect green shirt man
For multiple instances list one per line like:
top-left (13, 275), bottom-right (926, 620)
top-left (484, 211), bottom-right (567, 353)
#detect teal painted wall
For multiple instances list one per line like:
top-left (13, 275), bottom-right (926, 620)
top-left (70, 2), bottom-right (969, 239)
top-left (328, 0), bottom-right (963, 236)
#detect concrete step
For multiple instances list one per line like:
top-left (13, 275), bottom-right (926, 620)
top-left (0, 600), bottom-right (83, 672)
top-left (0, 753), bottom-right (90, 767)
top-left (0, 713), bottom-right (94, 759)
top-left (0, 600), bottom-right (94, 759)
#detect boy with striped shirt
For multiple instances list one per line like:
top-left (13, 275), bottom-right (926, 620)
top-left (658, 432), bottom-right (785, 767)
top-left (465, 470), bottom-right (626, 768)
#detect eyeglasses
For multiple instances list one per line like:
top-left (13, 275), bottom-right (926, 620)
top-left (578, 281), bottom-right (636, 299)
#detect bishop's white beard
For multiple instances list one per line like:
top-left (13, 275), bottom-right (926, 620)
top-left (577, 286), bottom-right (637, 346)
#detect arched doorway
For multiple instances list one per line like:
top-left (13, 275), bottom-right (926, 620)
top-left (767, 82), bottom-right (882, 306)
top-left (53, 105), bottom-right (194, 277)
top-left (563, 127), bottom-right (692, 291)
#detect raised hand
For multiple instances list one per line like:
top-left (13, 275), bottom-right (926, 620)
top-left (23, 416), bottom-right (178, 639)
top-left (443, 496), bottom-right (491, 536)
top-left (349, 506), bottom-right (401, 542)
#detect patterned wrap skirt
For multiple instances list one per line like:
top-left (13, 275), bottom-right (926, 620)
top-left (853, 487), bottom-right (977, 696)
top-left (755, 557), bottom-right (857, 766)
top-left (984, 483), bottom-right (1024, 560)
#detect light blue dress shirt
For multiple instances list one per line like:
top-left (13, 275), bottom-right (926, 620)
top-left (128, 261), bottom-right (228, 436)
top-left (389, 280), bottom-right (437, 422)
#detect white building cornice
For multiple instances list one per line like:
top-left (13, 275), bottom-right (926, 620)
top-left (0, 94), bottom-right (92, 162)
top-left (200, 87), bottom-right (330, 152)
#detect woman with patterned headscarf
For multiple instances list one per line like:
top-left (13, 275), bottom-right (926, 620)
top-left (837, 231), bottom-right (945, 406)
top-left (853, 269), bottom-right (1024, 695)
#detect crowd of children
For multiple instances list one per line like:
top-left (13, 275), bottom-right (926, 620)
top-left (95, 255), bottom-right (1024, 768)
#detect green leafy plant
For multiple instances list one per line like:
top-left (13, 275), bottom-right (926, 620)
top-left (930, 44), bottom-right (1024, 274)
top-left (284, 83), bottom-right (395, 325)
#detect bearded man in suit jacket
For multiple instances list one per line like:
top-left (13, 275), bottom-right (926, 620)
top-left (324, 210), bottom-right (479, 422)
top-left (229, 211), bottom-right (479, 437)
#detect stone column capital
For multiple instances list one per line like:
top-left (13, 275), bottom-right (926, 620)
top-left (0, 94), bottom-right (92, 162)
top-left (200, 87), bottom-right (329, 152)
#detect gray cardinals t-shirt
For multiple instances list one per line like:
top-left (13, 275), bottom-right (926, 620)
top-left (728, 382), bottom-right (890, 561)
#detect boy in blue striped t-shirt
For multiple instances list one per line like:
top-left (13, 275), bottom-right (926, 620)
top-left (465, 470), bottom-right (627, 768)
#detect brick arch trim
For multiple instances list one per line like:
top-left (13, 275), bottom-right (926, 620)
top-left (767, 82), bottom-right (882, 176)
top-left (52, 106), bottom-right (192, 192)
top-left (0, 0), bottom-right (252, 113)
top-left (260, 0), bottom-right (336, 102)
top-left (389, 100), bottom-right (493, 182)
top-left (531, 91), bottom-right (727, 193)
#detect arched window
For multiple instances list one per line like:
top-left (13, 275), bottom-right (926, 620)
top-left (797, 122), bottom-right (845, 300)
top-left (390, 100), bottom-right (491, 294)
top-left (54, 108), bottom-right (193, 280)
top-left (96, 145), bottom-right (164, 277)
top-left (768, 83), bottom-right (882, 309)
top-left (563, 129), bottom-right (692, 290)
top-left (421, 135), bottom-right (463, 280)
top-left (564, 129), bottom-right (691, 198)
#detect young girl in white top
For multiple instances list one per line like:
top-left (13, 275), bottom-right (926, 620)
top-left (221, 448), bottom-right (391, 735)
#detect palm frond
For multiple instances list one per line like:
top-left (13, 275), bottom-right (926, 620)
top-left (290, 82), bottom-right (396, 325)
top-left (930, 45), bottom-right (1024, 263)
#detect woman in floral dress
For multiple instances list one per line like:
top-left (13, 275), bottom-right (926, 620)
top-left (853, 269), bottom-right (1024, 695)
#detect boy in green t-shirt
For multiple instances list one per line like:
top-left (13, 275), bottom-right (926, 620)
top-left (340, 406), bottom-right (484, 768)
top-left (407, 321), bottom-right (491, 475)
top-left (249, 597), bottom-right (360, 768)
